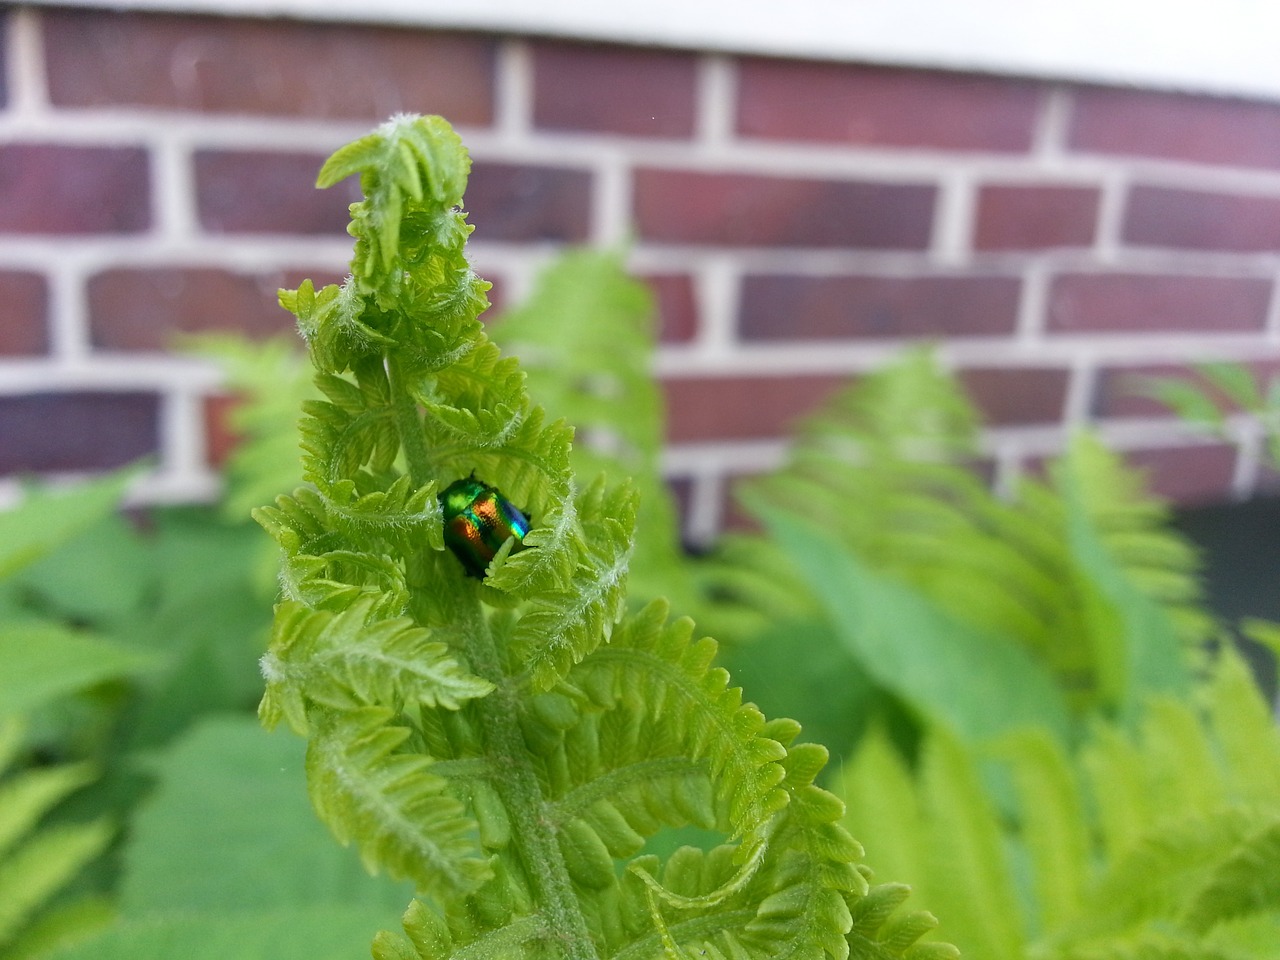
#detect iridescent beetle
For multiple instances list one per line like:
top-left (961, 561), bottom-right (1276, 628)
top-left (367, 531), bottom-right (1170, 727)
top-left (438, 476), bottom-right (532, 578)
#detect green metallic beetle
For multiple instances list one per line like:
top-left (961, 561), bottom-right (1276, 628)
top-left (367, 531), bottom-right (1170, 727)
top-left (438, 476), bottom-right (532, 578)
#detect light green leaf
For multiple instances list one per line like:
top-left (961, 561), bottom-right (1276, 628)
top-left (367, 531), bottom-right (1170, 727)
top-left (44, 906), bottom-right (398, 960)
top-left (119, 715), bottom-right (411, 914)
top-left (0, 819), bottom-right (113, 945)
top-left (0, 624), bottom-right (153, 716)
top-left (0, 473), bottom-right (131, 580)
top-left (762, 506), bottom-right (1071, 745)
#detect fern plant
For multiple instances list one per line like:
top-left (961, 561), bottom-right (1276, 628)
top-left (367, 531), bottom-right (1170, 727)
top-left (836, 643), bottom-right (1280, 960)
top-left (254, 114), bottom-right (952, 960)
top-left (0, 475), bottom-right (156, 960)
top-left (1136, 361), bottom-right (1280, 471)
top-left (704, 350), bottom-right (1207, 747)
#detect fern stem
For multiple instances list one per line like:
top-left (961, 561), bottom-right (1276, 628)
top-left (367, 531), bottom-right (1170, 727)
top-left (386, 354), bottom-right (433, 486)
top-left (464, 606), bottom-right (600, 960)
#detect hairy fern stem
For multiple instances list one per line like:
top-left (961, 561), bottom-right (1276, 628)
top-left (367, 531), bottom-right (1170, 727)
top-left (466, 614), bottom-right (599, 960)
top-left (388, 345), bottom-right (598, 958)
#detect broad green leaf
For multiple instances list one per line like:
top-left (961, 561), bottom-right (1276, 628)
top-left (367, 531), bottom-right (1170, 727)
top-left (44, 906), bottom-right (396, 960)
top-left (0, 624), bottom-right (152, 716)
top-left (762, 507), bottom-right (1071, 745)
top-left (120, 715), bottom-right (411, 914)
top-left (0, 473), bottom-right (131, 580)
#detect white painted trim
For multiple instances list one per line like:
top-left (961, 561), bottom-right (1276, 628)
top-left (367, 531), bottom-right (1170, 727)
top-left (26, 0), bottom-right (1280, 102)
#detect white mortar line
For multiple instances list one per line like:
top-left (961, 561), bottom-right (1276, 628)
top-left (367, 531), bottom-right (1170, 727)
top-left (45, 257), bottom-right (90, 361)
top-left (1093, 169), bottom-right (1128, 264)
top-left (149, 137), bottom-right (196, 241)
top-left (1063, 353), bottom-right (1097, 426)
top-left (692, 256), bottom-right (740, 360)
top-left (590, 154), bottom-right (632, 247)
top-left (931, 169), bottom-right (976, 267)
top-left (695, 53), bottom-right (736, 147)
top-left (493, 38), bottom-right (533, 141)
top-left (1014, 260), bottom-right (1051, 343)
top-left (6, 8), bottom-right (48, 117)
top-left (1031, 85), bottom-right (1072, 162)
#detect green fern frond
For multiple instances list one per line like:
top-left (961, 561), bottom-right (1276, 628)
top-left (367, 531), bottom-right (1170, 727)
top-left (0, 719), bottom-right (113, 951)
top-left (258, 598), bottom-right (492, 735)
top-left (260, 114), bottom-right (953, 960)
top-left (305, 707), bottom-right (492, 902)
top-left (1180, 818), bottom-right (1280, 935)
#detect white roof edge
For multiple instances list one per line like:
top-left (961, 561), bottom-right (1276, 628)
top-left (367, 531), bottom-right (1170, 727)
top-left (27, 0), bottom-right (1280, 103)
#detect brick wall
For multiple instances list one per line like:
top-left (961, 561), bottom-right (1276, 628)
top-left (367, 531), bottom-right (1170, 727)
top-left (4, 6), bottom-right (1280, 540)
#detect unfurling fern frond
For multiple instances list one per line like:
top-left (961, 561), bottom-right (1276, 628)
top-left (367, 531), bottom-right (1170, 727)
top-left (258, 114), bottom-right (948, 960)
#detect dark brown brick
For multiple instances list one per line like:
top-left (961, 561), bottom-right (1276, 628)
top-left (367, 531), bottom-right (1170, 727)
top-left (1068, 86), bottom-right (1280, 169)
top-left (0, 272), bottom-right (49, 355)
top-left (959, 367), bottom-right (1069, 426)
top-left (88, 268), bottom-right (298, 351)
top-left (634, 169), bottom-right (935, 248)
top-left (1047, 273), bottom-right (1272, 334)
top-left (466, 162), bottom-right (593, 242)
top-left (532, 41), bottom-right (696, 138)
top-left (739, 273), bottom-right (1020, 340)
top-left (1123, 185), bottom-right (1280, 252)
top-left (642, 273), bottom-right (698, 343)
top-left (0, 392), bottom-right (159, 474)
top-left (662, 374), bottom-right (848, 443)
top-left (42, 9), bottom-right (495, 123)
top-left (195, 151), bottom-right (359, 235)
top-left (1124, 443), bottom-right (1239, 504)
top-left (0, 144), bottom-right (149, 234)
top-left (737, 58), bottom-right (1042, 152)
top-left (974, 184), bottom-right (1100, 250)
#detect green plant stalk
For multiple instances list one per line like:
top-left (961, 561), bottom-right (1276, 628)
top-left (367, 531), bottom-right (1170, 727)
top-left (385, 348), bottom-right (592, 956)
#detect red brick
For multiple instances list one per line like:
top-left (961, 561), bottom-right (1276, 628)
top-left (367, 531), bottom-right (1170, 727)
top-left (959, 367), bottom-right (1069, 426)
top-left (739, 273), bottom-right (1020, 340)
top-left (466, 162), bottom-right (593, 242)
top-left (0, 144), bottom-right (149, 234)
top-left (532, 41), bottom-right (696, 138)
top-left (1123, 185), bottom-right (1280, 252)
top-left (196, 151), bottom-right (359, 235)
top-left (203, 392), bottom-right (241, 469)
top-left (0, 272), bottom-right (49, 355)
top-left (663, 374), bottom-right (849, 443)
top-left (737, 58), bottom-right (1042, 152)
top-left (634, 169), bottom-right (935, 248)
top-left (88, 268), bottom-right (298, 351)
top-left (0, 392), bottom-right (159, 474)
top-left (42, 9), bottom-right (495, 123)
top-left (1068, 87), bottom-right (1280, 169)
top-left (1124, 443), bottom-right (1239, 505)
top-left (1046, 273), bottom-right (1272, 334)
top-left (642, 273), bottom-right (699, 343)
top-left (974, 184), bottom-right (1100, 251)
